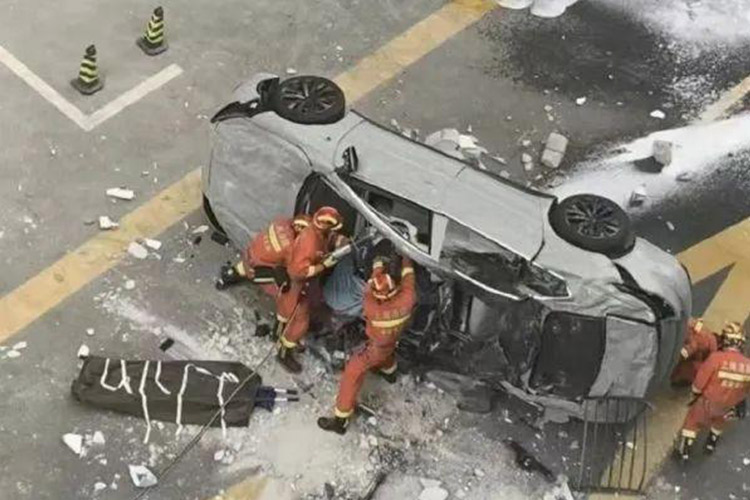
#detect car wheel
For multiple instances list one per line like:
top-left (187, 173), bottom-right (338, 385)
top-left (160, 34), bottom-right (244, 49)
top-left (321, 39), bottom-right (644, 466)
top-left (550, 194), bottom-right (635, 257)
top-left (203, 195), bottom-right (225, 234)
top-left (270, 76), bottom-right (346, 125)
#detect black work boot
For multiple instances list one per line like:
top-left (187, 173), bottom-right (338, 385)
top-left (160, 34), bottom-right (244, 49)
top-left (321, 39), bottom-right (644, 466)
top-left (317, 415), bottom-right (350, 435)
top-left (216, 262), bottom-right (244, 290)
top-left (277, 345), bottom-right (302, 374)
top-left (704, 431), bottom-right (721, 454)
top-left (674, 435), bottom-right (695, 462)
top-left (379, 369), bottom-right (398, 384)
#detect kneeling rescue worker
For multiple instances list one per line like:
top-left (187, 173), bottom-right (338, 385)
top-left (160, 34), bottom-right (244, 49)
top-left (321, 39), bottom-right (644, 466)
top-left (675, 321), bottom-right (750, 460)
top-left (670, 317), bottom-right (720, 386)
top-left (318, 251), bottom-right (417, 435)
top-left (216, 214), bottom-right (311, 294)
top-left (276, 206), bottom-right (346, 373)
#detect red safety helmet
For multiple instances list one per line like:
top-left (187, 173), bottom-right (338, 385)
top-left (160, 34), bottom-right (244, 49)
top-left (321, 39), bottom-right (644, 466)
top-left (292, 214), bottom-right (311, 233)
top-left (313, 206), bottom-right (343, 231)
top-left (369, 258), bottom-right (398, 300)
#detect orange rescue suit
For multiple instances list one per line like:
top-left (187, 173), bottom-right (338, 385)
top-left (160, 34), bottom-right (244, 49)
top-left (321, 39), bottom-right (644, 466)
top-left (335, 257), bottom-right (417, 417)
top-left (242, 217), bottom-right (297, 296)
top-left (671, 320), bottom-right (719, 385)
top-left (276, 224), bottom-right (330, 345)
top-left (681, 349), bottom-right (750, 438)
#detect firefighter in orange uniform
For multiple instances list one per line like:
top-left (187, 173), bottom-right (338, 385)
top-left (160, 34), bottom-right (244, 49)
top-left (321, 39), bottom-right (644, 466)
top-left (216, 214), bottom-right (311, 294)
top-left (670, 318), bottom-right (720, 386)
top-left (276, 206), bottom-right (345, 373)
top-left (318, 253), bottom-right (417, 434)
top-left (675, 321), bottom-right (750, 460)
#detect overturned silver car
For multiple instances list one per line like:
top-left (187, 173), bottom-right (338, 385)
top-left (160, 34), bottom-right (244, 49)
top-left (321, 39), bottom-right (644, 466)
top-left (202, 73), bottom-right (692, 418)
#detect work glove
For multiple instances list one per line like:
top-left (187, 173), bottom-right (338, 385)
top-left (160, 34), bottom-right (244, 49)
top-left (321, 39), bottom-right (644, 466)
top-left (733, 400), bottom-right (747, 420)
top-left (273, 267), bottom-right (291, 293)
top-left (322, 254), bottom-right (339, 269)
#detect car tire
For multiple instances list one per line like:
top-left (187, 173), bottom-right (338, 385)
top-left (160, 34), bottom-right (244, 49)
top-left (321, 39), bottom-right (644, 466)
top-left (202, 195), bottom-right (225, 234)
top-left (269, 76), bottom-right (346, 125)
top-left (550, 194), bottom-right (635, 257)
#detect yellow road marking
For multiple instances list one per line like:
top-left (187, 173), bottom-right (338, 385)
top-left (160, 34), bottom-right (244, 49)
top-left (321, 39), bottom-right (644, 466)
top-left (591, 216), bottom-right (750, 499)
top-left (699, 75), bottom-right (750, 122)
top-left (336, 0), bottom-right (495, 103)
top-left (0, 170), bottom-right (202, 342)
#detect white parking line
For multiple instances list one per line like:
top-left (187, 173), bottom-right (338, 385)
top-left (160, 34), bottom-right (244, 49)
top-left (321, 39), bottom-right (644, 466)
top-left (0, 44), bottom-right (182, 132)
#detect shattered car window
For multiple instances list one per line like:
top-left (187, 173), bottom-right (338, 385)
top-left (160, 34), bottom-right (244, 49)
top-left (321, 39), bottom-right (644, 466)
top-left (439, 219), bottom-right (524, 295)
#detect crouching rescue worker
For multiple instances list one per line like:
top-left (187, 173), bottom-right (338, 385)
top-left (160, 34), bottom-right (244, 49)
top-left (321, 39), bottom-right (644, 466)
top-left (671, 318), bottom-right (720, 386)
top-left (675, 321), bottom-right (750, 461)
top-left (216, 214), bottom-right (311, 294)
top-left (276, 206), bottom-right (346, 373)
top-left (318, 252), bottom-right (417, 435)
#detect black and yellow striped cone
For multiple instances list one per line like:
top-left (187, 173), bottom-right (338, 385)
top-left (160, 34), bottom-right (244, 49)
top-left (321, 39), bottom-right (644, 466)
top-left (137, 7), bottom-right (168, 56)
top-left (70, 45), bottom-right (103, 95)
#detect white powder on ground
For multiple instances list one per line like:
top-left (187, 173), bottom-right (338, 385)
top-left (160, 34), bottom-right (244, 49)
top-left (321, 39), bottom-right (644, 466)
top-left (551, 113), bottom-right (750, 211)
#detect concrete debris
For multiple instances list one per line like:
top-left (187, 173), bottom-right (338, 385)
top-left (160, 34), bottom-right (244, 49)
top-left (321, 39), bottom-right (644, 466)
top-left (77, 344), bottom-right (90, 358)
top-left (106, 188), bottom-right (135, 201)
top-left (13, 341), bottom-right (27, 350)
top-left (144, 238), bottom-right (162, 250)
top-left (543, 478), bottom-right (574, 500)
top-left (500, 170), bottom-right (511, 179)
top-left (743, 458), bottom-right (750, 466)
top-left (62, 433), bottom-right (84, 456)
top-left (521, 139), bottom-right (532, 147)
top-left (650, 109), bottom-right (666, 120)
top-left (569, 440), bottom-right (579, 450)
top-left (91, 431), bottom-right (106, 445)
top-left (192, 225), bottom-right (210, 235)
top-left (124, 279), bottom-right (136, 290)
top-left (419, 486), bottom-right (449, 500)
top-left (541, 132), bottom-right (569, 169)
top-left (474, 468), bottom-right (486, 478)
top-left (424, 128), bottom-right (488, 163)
top-left (6, 350), bottom-right (21, 358)
top-left (127, 242), bottom-right (149, 260)
top-left (94, 482), bottom-right (107, 492)
top-left (629, 184), bottom-right (648, 206)
top-left (544, 104), bottom-right (553, 112)
top-left (652, 139), bottom-right (673, 166)
top-left (666, 221), bottom-right (675, 231)
top-left (98, 216), bottom-right (119, 230)
top-left (286, 68), bottom-right (298, 75)
top-left (128, 465), bottom-right (158, 488)
top-left (390, 119), bottom-right (400, 131)
top-left (521, 153), bottom-right (533, 164)
top-left (575, 97), bottom-right (587, 105)
top-left (676, 171), bottom-right (693, 182)
top-left (419, 478), bottom-right (443, 489)
top-left (86, 328), bottom-right (95, 336)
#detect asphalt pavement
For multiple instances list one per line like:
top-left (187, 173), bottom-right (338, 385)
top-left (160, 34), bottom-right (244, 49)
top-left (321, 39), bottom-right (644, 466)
top-left (1, 1), bottom-right (749, 499)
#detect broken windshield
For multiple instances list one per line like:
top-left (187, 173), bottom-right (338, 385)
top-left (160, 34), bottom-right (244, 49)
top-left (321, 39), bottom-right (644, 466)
top-left (439, 219), bottom-right (525, 296)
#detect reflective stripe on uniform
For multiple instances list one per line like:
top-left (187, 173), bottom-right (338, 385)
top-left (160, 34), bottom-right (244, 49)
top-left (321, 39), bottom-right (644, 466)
top-left (680, 347), bottom-right (689, 359)
top-left (371, 314), bottom-right (411, 329)
top-left (280, 335), bottom-right (296, 348)
top-left (681, 429), bottom-right (697, 438)
top-left (718, 371), bottom-right (750, 382)
top-left (276, 313), bottom-right (289, 323)
top-left (691, 386), bottom-right (701, 395)
top-left (710, 427), bottom-right (723, 435)
top-left (268, 225), bottom-right (282, 253)
top-left (380, 362), bottom-right (397, 375)
top-left (335, 407), bottom-right (353, 418)
top-left (401, 267), bottom-right (414, 277)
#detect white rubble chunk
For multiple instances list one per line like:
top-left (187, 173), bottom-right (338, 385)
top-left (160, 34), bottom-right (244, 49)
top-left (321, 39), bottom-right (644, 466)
top-left (214, 449), bottom-right (225, 462)
top-left (92, 431), bottom-right (105, 445)
top-left (98, 216), bottom-right (119, 230)
top-left (629, 184), bottom-right (648, 206)
top-left (128, 465), bottom-right (158, 488)
top-left (13, 341), bottom-right (27, 350)
top-left (144, 238), bottom-right (162, 250)
top-left (650, 109), bottom-right (666, 120)
top-left (127, 242), bottom-right (149, 260)
top-left (124, 280), bottom-right (136, 291)
top-left (743, 457), bottom-right (750, 466)
top-left (652, 139), bottom-right (673, 166)
top-left (94, 482), bottom-right (107, 492)
top-left (474, 468), bottom-right (485, 477)
top-left (541, 132), bottom-right (569, 168)
top-left (521, 153), bottom-right (533, 164)
top-left (77, 345), bottom-right (90, 358)
top-left (676, 171), bottom-right (693, 182)
top-left (496, 0), bottom-right (533, 8)
top-left (419, 487), bottom-right (449, 500)
top-left (106, 188), bottom-right (135, 200)
top-left (521, 139), bottom-right (532, 147)
top-left (86, 328), bottom-right (95, 336)
top-left (458, 134), bottom-right (479, 149)
top-left (666, 221), bottom-right (675, 231)
top-left (419, 478), bottom-right (442, 489)
top-left (286, 68), bottom-right (298, 75)
top-left (576, 96), bottom-right (587, 105)
top-left (6, 350), bottom-right (21, 358)
top-left (63, 433), bottom-right (84, 456)
top-left (191, 225), bottom-right (210, 234)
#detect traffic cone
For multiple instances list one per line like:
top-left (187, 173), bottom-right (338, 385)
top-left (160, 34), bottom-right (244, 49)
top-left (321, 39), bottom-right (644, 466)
top-left (137, 7), bottom-right (168, 56)
top-left (70, 45), bottom-right (103, 95)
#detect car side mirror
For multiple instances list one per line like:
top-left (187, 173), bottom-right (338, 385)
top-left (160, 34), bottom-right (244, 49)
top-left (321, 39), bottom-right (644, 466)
top-left (335, 146), bottom-right (359, 175)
